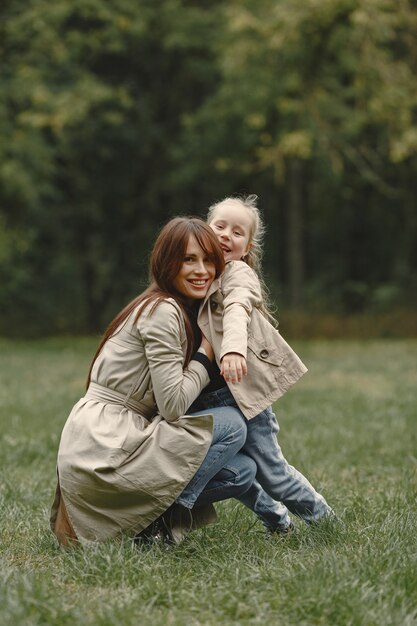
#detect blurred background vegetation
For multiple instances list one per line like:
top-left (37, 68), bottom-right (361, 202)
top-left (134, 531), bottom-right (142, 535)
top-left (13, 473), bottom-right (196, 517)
top-left (1, 0), bottom-right (416, 337)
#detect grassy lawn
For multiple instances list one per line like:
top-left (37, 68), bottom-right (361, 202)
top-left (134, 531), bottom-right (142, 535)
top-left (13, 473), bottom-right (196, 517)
top-left (0, 338), bottom-right (416, 626)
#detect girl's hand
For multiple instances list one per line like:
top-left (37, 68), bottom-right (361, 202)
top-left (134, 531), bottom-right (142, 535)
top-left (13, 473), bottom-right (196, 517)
top-left (220, 352), bottom-right (248, 383)
top-left (201, 335), bottom-right (214, 361)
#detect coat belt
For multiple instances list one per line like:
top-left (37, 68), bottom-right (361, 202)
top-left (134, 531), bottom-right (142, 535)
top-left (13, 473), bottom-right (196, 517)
top-left (85, 382), bottom-right (157, 420)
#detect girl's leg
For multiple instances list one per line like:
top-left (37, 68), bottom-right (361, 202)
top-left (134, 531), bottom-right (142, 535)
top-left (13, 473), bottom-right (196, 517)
top-left (193, 453), bottom-right (292, 532)
top-left (236, 478), bottom-right (292, 531)
top-left (244, 407), bottom-right (333, 523)
top-left (176, 406), bottom-right (247, 509)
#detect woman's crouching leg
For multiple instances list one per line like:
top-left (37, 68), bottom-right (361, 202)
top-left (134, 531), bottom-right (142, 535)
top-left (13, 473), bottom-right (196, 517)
top-left (176, 406), bottom-right (247, 508)
top-left (193, 453), bottom-right (257, 507)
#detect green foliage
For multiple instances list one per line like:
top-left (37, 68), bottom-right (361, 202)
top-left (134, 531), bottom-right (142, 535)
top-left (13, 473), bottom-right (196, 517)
top-left (1, 339), bottom-right (416, 625)
top-left (0, 0), bottom-right (223, 332)
top-left (178, 0), bottom-right (417, 308)
top-left (0, 0), bottom-right (416, 332)
top-left (209, 0), bottom-right (417, 176)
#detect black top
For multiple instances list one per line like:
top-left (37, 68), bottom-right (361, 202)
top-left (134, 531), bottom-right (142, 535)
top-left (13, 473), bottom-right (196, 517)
top-left (187, 303), bottom-right (227, 393)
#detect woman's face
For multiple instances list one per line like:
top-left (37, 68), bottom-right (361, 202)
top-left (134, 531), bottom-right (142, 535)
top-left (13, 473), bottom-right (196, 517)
top-left (173, 234), bottom-right (216, 303)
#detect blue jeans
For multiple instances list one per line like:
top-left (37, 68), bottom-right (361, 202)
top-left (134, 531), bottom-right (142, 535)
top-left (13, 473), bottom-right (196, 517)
top-left (193, 452), bottom-right (257, 507)
top-left (177, 406), bottom-right (256, 508)
top-left (189, 387), bottom-right (333, 525)
top-left (187, 392), bottom-right (291, 531)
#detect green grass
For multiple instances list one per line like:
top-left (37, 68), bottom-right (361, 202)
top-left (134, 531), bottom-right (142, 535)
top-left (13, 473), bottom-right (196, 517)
top-left (1, 338), bottom-right (416, 626)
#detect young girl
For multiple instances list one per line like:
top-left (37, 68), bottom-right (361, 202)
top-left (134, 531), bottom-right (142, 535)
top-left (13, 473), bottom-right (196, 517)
top-left (189, 195), bottom-right (334, 527)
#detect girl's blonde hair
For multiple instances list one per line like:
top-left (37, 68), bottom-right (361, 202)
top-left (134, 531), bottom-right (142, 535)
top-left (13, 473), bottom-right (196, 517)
top-left (207, 194), bottom-right (276, 323)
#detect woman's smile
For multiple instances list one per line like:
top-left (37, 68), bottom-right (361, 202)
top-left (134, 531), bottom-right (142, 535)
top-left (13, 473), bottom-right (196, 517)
top-left (173, 234), bottom-right (216, 302)
top-left (187, 279), bottom-right (210, 289)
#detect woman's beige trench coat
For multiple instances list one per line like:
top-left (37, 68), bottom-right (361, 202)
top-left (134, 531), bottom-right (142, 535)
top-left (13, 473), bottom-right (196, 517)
top-left (50, 299), bottom-right (215, 544)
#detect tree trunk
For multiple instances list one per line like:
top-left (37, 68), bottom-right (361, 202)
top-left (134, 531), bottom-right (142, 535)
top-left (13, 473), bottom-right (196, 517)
top-left (287, 158), bottom-right (305, 308)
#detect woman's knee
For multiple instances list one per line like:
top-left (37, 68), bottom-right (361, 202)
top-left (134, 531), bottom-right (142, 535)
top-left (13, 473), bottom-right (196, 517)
top-left (212, 406), bottom-right (247, 447)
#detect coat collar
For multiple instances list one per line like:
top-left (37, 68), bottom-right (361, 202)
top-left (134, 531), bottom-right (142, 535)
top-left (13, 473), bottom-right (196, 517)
top-left (199, 275), bottom-right (221, 312)
top-left (199, 259), bottom-right (233, 314)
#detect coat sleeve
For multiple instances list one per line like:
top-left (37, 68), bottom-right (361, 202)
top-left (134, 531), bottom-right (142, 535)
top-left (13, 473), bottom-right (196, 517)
top-left (220, 261), bottom-right (262, 360)
top-left (137, 300), bottom-right (210, 421)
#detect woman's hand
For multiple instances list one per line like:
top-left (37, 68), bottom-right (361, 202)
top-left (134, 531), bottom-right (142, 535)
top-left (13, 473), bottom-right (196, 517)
top-left (201, 335), bottom-right (214, 361)
top-left (220, 352), bottom-right (248, 384)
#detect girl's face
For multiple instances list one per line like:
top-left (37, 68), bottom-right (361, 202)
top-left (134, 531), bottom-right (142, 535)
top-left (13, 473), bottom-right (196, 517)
top-left (209, 202), bottom-right (253, 262)
top-left (173, 234), bottom-right (216, 303)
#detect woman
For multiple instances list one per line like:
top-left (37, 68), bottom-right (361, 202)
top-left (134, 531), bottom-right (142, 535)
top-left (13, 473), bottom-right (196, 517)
top-left (50, 217), bottom-right (258, 546)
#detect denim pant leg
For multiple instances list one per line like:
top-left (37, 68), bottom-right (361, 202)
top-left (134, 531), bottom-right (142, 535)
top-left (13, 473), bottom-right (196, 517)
top-left (177, 406), bottom-right (247, 509)
top-left (193, 452), bottom-right (256, 507)
top-left (244, 406), bottom-right (333, 523)
top-left (236, 476), bottom-right (291, 531)
top-left (188, 388), bottom-right (292, 531)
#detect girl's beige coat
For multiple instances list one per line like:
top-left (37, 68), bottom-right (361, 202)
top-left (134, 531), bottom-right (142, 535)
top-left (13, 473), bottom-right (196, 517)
top-left (51, 299), bottom-right (214, 543)
top-left (198, 261), bottom-right (308, 419)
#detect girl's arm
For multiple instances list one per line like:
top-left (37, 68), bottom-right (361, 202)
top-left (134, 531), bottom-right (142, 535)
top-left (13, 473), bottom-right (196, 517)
top-left (138, 300), bottom-right (211, 421)
top-left (220, 262), bottom-right (262, 381)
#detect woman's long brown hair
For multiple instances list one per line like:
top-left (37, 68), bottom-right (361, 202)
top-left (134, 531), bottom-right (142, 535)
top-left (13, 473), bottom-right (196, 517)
top-left (86, 217), bottom-right (225, 388)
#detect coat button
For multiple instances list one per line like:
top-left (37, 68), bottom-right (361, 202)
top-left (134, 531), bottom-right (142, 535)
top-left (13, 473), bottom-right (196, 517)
top-left (260, 349), bottom-right (269, 358)
top-left (210, 301), bottom-right (218, 311)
